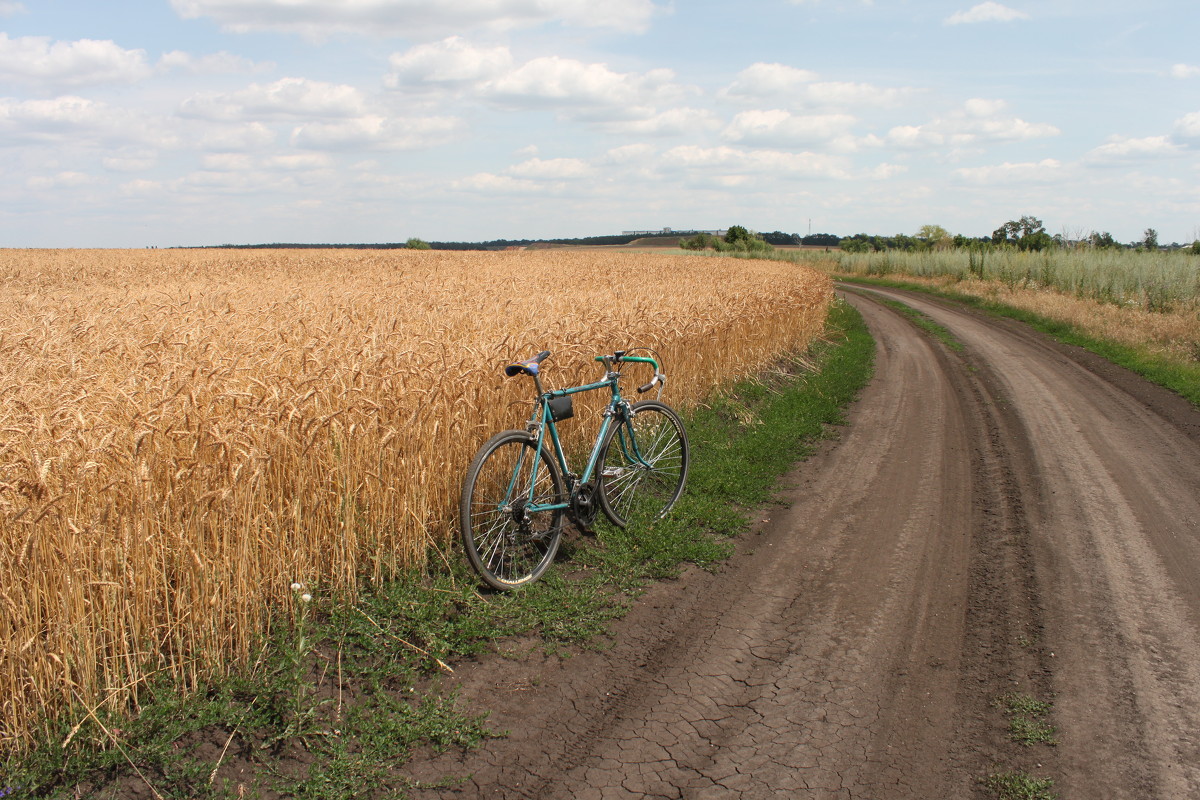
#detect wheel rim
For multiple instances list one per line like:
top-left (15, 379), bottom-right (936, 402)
top-left (601, 406), bottom-right (686, 526)
top-left (466, 438), bottom-right (562, 586)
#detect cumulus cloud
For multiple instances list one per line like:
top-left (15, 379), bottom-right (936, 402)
top-left (387, 40), bottom-right (692, 124)
top-left (290, 114), bottom-right (463, 151)
top-left (197, 121), bottom-right (277, 151)
top-left (944, 2), bottom-right (1029, 25)
top-left (482, 56), bottom-right (684, 120)
top-left (1175, 111), bottom-right (1200, 139)
top-left (27, 171), bottom-right (97, 190)
top-left (454, 172), bottom-right (547, 194)
top-left (886, 98), bottom-right (1058, 148)
top-left (721, 109), bottom-right (857, 148)
top-left (385, 37), bottom-right (512, 91)
top-left (659, 144), bottom-right (852, 179)
top-left (719, 63), bottom-right (818, 101)
top-left (720, 62), bottom-right (915, 109)
top-left (1171, 64), bottom-right (1200, 79)
top-left (601, 107), bottom-right (719, 136)
top-left (0, 95), bottom-right (172, 147)
top-left (1083, 135), bottom-right (1183, 163)
top-left (179, 77), bottom-right (367, 121)
top-left (158, 50), bottom-right (268, 74)
top-left (954, 159), bottom-right (1063, 184)
top-left (507, 157), bottom-right (594, 179)
top-left (0, 33), bottom-right (151, 88)
top-left (0, 2), bottom-right (25, 16)
top-left (170, 0), bottom-right (660, 38)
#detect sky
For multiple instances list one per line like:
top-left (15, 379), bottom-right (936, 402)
top-left (0, 0), bottom-right (1198, 248)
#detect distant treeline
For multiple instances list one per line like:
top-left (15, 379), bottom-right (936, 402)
top-left (206, 234), bottom-right (646, 250)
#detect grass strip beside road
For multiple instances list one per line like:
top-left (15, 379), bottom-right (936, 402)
top-left (2, 300), bottom-right (874, 800)
top-left (838, 275), bottom-right (1200, 409)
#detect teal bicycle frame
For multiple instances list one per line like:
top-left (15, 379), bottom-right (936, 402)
top-left (520, 354), bottom-right (660, 515)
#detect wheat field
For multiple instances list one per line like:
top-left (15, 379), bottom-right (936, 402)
top-left (0, 248), bottom-right (832, 750)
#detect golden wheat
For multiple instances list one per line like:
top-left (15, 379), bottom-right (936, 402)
top-left (0, 248), bottom-right (832, 750)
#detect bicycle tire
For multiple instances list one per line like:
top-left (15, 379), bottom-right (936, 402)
top-left (597, 400), bottom-right (690, 528)
top-left (460, 430), bottom-right (566, 590)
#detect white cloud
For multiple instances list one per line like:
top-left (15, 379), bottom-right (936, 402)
top-left (265, 153), bottom-right (334, 170)
top-left (158, 50), bottom-right (267, 75)
top-left (179, 77), bottom-right (367, 121)
top-left (721, 109), bottom-right (857, 147)
top-left (0, 96), bottom-right (172, 147)
top-left (482, 56), bottom-right (685, 120)
top-left (602, 107), bottom-right (719, 136)
top-left (170, 0), bottom-right (660, 38)
top-left (202, 152), bottom-right (255, 171)
top-left (944, 2), bottom-right (1029, 25)
top-left (198, 121), bottom-right (277, 151)
top-left (507, 157), bottom-right (594, 179)
top-left (27, 171), bottom-right (97, 190)
top-left (720, 63), bottom-right (915, 109)
top-left (954, 158), bottom-right (1063, 184)
top-left (1083, 135), bottom-right (1183, 163)
top-left (886, 98), bottom-right (1058, 148)
top-left (0, 2), bottom-right (26, 16)
top-left (1175, 111), bottom-right (1200, 139)
top-left (719, 63), bottom-right (818, 101)
top-left (0, 33), bottom-right (151, 88)
top-left (103, 151), bottom-right (158, 172)
top-left (659, 145), bottom-right (852, 179)
top-left (603, 143), bottom-right (655, 164)
top-left (290, 114), bottom-right (462, 151)
top-left (455, 172), bottom-right (547, 194)
top-left (1171, 64), bottom-right (1200, 79)
top-left (386, 37), bottom-right (512, 91)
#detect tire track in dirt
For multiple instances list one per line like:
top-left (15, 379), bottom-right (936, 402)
top-left (855, 286), bottom-right (1200, 798)
top-left (405, 289), bottom-right (1200, 799)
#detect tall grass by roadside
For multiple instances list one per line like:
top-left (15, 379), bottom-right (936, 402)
top-left (788, 247), bottom-right (1200, 313)
top-left (0, 248), bottom-right (831, 754)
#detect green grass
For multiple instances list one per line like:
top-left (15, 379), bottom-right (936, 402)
top-left (983, 770), bottom-right (1058, 800)
top-left (837, 275), bottom-right (1200, 409)
top-left (1, 300), bottom-right (875, 799)
top-left (995, 693), bottom-right (1057, 747)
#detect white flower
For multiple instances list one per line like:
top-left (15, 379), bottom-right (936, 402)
top-left (290, 582), bottom-right (303, 592)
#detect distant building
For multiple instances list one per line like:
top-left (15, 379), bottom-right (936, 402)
top-left (622, 227), bottom-right (726, 236)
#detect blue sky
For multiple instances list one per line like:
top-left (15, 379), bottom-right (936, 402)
top-left (1, 0), bottom-right (1198, 247)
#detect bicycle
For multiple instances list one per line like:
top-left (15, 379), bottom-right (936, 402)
top-left (459, 349), bottom-right (690, 591)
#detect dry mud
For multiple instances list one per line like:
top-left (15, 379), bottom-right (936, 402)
top-left (403, 287), bottom-right (1200, 799)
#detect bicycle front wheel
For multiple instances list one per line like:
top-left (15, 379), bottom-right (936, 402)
top-left (460, 431), bottom-right (565, 591)
top-left (597, 400), bottom-right (689, 528)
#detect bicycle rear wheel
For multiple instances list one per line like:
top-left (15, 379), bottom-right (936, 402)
top-left (597, 400), bottom-right (689, 528)
top-left (460, 431), bottom-right (565, 590)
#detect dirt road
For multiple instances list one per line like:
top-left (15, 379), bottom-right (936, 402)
top-left (406, 287), bottom-right (1200, 799)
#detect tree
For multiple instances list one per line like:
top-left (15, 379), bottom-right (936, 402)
top-left (721, 225), bottom-right (773, 254)
top-left (724, 225), bottom-right (752, 247)
top-left (1089, 231), bottom-right (1117, 249)
top-left (992, 215), bottom-right (1051, 251)
top-left (916, 224), bottom-right (952, 249)
top-left (406, 237), bottom-right (431, 250)
top-left (1141, 228), bottom-right (1159, 251)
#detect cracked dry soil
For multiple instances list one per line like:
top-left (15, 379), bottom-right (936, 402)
top-left (404, 288), bottom-right (1200, 799)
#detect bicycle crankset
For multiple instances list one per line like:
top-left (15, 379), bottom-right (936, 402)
top-left (569, 481), bottom-right (600, 533)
